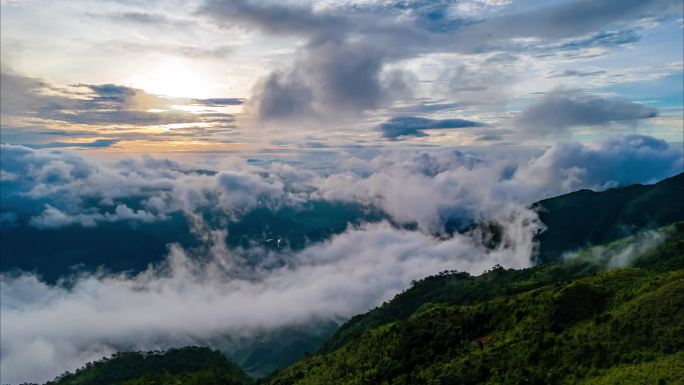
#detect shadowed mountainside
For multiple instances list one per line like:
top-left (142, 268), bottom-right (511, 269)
top-left (534, 172), bottom-right (684, 262)
top-left (46, 347), bottom-right (250, 385)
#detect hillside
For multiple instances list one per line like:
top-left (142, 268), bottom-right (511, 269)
top-left (35, 176), bottom-right (684, 385)
top-left (46, 347), bottom-right (250, 385)
top-left (47, 223), bottom-right (683, 385)
top-left (260, 223), bottom-right (684, 385)
top-left (42, 222), bottom-right (684, 385)
top-left (534, 172), bottom-right (684, 262)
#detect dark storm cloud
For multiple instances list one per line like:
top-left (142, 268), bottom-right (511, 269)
top-left (515, 90), bottom-right (658, 135)
top-left (378, 116), bottom-right (482, 139)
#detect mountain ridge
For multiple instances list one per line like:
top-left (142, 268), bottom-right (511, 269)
top-left (534, 172), bottom-right (684, 262)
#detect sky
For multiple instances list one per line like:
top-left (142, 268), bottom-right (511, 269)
top-left (1, 0), bottom-right (682, 152)
top-left (1, 0), bottom-right (683, 384)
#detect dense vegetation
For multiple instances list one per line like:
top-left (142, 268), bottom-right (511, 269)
top-left (226, 321), bottom-right (339, 377)
top-left (534, 172), bottom-right (684, 262)
top-left (260, 223), bottom-right (684, 384)
top-left (46, 347), bottom-right (250, 385)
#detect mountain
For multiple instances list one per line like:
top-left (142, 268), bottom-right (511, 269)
top-left (47, 223), bottom-right (684, 385)
top-left (0, 201), bottom-right (381, 283)
top-left (34, 176), bottom-right (684, 385)
top-left (314, 173), bottom-right (684, 355)
top-left (45, 347), bottom-right (250, 385)
top-left (534, 172), bottom-right (684, 262)
top-left (260, 223), bottom-right (684, 385)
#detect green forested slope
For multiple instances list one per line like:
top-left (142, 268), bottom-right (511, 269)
top-left (534, 172), bottom-right (684, 262)
top-left (47, 347), bottom-right (250, 385)
top-left (260, 223), bottom-right (684, 385)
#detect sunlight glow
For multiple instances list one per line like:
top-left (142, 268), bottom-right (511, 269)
top-left (126, 58), bottom-right (216, 99)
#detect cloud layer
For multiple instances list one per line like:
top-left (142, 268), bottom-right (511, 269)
top-left (515, 89), bottom-right (658, 135)
top-left (1, 134), bottom-right (682, 383)
top-left (1, 1), bottom-right (682, 383)
top-left (378, 116), bottom-right (482, 139)
top-left (1, 132), bottom-right (681, 234)
top-left (1, 210), bottom-right (540, 384)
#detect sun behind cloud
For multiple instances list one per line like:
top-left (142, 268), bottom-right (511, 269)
top-left (126, 58), bottom-right (217, 99)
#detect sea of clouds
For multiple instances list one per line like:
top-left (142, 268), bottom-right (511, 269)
top-left (0, 134), bottom-right (682, 383)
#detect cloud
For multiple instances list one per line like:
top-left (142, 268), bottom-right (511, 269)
top-left (103, 40), bottom-right (235, 59)
top-left (196, 98), bottom-right (245, 106)
top-left (556, 29), bottom-right (641, 51)
top-left (504, 134), bottom-right (683, 195)
top-left (28, 204), bottom-right (163, 229)
top-left (2, 133), bottom-right (681, 235)
top-left (1, 70), bottom-right (80, 117)
top-left (242, 39), bottom-right (414, 124)
top-left (198, 0), bottom-right (429, 124)
top-left (1, 71), bottom-right (185, 125)
top-left (246, 71), bottom-right (315, 122)
top-left (34, 139), bottom-right (120, 149)
top-left (0, 206), bottom-right (541, 384)
top-left (563, 228), bottom-right (666, 269)
top-left (464, 0), bottom-right (681, 41)
top-left (0, 144), bottom-right (297, 231)
top-left (0, 70), bottom-right (240, 130)
top-left (378, 116), bottom-right (482, 138)
top-left (97, 11), bottom-right (195, 28)
top-left (547, 69), bottom-right (607, 78)
top-left (1, 134), bottom-right (682, 383)
top-left (195, 0), bottom-right (680, 126)
top-left (198, 0), bottom-right (348, 37)
top-left (314, 135), bottom-right (682, 232)
top-left (514, 89), bottom-right (657, 135)
top-left (3, 0), bottom-right (680, 148)
top-left (475, 134), bottom-right (504, 141)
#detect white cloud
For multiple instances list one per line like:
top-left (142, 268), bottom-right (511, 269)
top-left (1, 206), bottom-right (540, 384)
top-left (0, 134), bottom-right (682, 383)
top-left (28, 204), bottom-right (163, 229)
top-left (313, 135), bottom-right (682, 232)
top-left (2, 134), bottom-right (681, 234)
